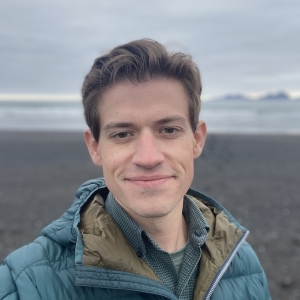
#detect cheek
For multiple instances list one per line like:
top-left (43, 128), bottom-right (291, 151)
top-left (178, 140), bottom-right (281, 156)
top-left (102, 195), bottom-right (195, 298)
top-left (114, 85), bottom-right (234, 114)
top-left (171, 142), bottom-right (195, 164)
top-left (166, 151), bottom-right (195, 180)
top-left (101, 150), bottom-right (126, 177)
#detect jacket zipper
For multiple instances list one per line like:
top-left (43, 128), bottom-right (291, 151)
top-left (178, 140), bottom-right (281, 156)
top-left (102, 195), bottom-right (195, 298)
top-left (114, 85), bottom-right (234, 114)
top-left (203, 230), bottom-right (249, 300)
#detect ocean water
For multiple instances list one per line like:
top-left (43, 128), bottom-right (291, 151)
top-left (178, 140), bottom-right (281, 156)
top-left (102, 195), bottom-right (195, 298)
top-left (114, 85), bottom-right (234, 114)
top-left (0, 100), bottom-right (299, 134)
top-left (201, 101), bottom-right (300, 134)
top-left (0, 101), bottom-right (85, 131)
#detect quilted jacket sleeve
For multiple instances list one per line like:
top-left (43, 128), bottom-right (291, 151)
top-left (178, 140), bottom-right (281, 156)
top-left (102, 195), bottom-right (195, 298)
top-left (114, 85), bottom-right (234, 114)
top-left (0, 262), bottom-right (19, 300)
top-left (211, 242), bottom-right (272, 300)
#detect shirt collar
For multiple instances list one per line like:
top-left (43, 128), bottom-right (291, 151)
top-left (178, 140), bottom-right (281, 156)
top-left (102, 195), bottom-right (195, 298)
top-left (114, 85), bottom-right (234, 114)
top-left (105, 192), bottom-right (145, 254)
top-left (105, 192), bottom-right (210, 255)
top-left (183, 195), bottom-right (210, 246)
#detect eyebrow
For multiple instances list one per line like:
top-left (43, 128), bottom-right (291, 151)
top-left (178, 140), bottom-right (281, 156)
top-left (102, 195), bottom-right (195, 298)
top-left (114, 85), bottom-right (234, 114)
top-left (154, 115), bottom-right (187, 126)
top-left (103, 115), bottom-right (187, 132)
top-left (103, 122), bottom-right (135, 132)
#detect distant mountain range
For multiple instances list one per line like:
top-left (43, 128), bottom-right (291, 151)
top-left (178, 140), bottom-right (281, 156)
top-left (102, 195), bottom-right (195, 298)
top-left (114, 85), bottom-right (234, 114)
top-left (212, 91), bottom-right (299, 102)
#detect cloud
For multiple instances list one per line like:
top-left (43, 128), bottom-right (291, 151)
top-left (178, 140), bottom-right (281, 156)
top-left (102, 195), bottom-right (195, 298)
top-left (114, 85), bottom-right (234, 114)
top-left (0, 0), bottom-right (299, 95)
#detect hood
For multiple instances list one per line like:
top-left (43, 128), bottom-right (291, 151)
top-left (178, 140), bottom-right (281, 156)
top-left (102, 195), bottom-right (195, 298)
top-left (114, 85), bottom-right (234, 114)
top-left (40, 178), bottom-right (109, 248)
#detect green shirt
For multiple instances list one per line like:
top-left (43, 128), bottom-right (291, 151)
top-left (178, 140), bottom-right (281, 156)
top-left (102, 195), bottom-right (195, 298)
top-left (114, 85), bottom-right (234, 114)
top-left (105, 193), bottom-right (209, 300)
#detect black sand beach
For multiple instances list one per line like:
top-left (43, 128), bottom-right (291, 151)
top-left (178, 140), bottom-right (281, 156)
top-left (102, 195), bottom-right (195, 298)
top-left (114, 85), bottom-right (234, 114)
top-left (0, 131), bottom-right (299, 299)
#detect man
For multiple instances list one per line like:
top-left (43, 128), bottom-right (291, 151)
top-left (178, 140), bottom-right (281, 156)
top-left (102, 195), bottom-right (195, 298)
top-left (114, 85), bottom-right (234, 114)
top-left (0, 39), bottom-right (271, 299)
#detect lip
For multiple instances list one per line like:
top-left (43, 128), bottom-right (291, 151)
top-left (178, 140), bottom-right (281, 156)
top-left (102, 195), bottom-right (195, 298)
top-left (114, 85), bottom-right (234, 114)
top-left (127, 175), bottom-right (172, 181)
top-left (125, 175), bottom-right (173, 187)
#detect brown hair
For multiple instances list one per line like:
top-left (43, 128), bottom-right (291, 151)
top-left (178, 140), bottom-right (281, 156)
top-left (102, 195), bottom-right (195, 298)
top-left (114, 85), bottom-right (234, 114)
top-left (82, 39), bottom-right (202, 141)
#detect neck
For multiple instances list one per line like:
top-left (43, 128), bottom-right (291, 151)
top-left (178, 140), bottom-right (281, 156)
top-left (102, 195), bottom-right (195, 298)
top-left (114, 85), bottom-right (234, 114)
top-left (131, 201), bottom-right (188, 253)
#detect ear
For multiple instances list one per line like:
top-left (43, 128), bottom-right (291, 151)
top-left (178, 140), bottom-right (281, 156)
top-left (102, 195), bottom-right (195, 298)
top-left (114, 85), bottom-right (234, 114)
top-left (84, 129), bottom-right (102, 166)
top-left (193, 120), bottom-right (207, 158)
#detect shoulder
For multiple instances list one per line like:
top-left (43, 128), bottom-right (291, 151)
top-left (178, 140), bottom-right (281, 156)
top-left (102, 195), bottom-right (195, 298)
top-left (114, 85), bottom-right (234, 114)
top-left (0, 236), bottom-right (75, 300)
top-left (5, 235), bottom-right (75, 275)
top-left (0, 262), bottom-right (18, 300)
top-left (227, 241), bottom-right (263, 276)
top-left (214, 241), bottom-right (271, 300)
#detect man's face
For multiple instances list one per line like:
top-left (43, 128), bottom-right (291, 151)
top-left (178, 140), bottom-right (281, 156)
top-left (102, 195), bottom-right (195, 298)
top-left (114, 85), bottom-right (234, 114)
top-left (86, 78), bottom-right (206, 221)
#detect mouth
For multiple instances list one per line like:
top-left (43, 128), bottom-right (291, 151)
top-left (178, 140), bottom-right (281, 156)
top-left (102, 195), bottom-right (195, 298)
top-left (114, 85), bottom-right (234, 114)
top-left (125, 175), bottom-right (174, 187)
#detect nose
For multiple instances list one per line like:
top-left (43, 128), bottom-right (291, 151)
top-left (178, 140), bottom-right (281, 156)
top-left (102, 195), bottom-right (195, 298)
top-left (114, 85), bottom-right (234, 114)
top-left (132, 130), bottom-right (164, 168)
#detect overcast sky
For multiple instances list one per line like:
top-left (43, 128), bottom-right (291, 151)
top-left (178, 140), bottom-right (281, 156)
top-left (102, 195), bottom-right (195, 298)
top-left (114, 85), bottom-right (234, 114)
top-left (1, 0), bottom-right (299, 98)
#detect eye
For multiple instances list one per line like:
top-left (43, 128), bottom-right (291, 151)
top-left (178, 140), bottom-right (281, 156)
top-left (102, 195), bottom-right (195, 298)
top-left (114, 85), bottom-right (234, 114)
top-left (161, 127), bottom-right (178, 134)
top-left (112, 132), bottom-right (133, 139)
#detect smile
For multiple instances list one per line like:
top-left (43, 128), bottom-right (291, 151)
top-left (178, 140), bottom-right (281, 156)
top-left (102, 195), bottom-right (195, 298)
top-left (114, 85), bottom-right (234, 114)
top-left (125, 176), bottom-right (173, 188)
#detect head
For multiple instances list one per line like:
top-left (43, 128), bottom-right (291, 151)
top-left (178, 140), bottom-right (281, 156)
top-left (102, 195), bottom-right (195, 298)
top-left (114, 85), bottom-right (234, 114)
top-left (82, 39), bottom-right (202, 142)
top-left (83, 39), bottom-right (206, 224)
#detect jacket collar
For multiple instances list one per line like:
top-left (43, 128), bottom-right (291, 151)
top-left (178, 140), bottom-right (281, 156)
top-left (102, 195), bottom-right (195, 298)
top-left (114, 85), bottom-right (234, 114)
top-left (40, 177), bottom-right (248, 298)
top-left (40, 178), bottom-right (108, 249)
top-left (41, 178), bottom-right (246, 247)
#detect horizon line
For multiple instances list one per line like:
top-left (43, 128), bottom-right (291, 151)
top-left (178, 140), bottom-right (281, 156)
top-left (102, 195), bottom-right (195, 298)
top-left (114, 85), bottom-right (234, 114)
top-left (0, 94), bottom-right (81, 101)
top-left (0, 90), bottom-right (300, 102)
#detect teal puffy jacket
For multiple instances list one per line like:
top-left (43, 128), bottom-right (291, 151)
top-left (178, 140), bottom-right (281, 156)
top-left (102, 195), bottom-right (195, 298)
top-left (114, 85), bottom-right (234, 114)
top-left (0, 178), bottom-right (271, 299)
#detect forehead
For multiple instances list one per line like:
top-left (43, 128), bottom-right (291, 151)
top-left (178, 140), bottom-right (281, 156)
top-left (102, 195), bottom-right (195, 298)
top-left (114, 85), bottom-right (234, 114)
top-left (99, 79), bottom-right (190, 126)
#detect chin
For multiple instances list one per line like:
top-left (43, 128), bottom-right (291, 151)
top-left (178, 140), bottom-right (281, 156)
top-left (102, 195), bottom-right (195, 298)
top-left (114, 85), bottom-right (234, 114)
top-left (132, 208), bottom-right (171, 219)
top-left (130, 197), bottom-right (180, 218)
